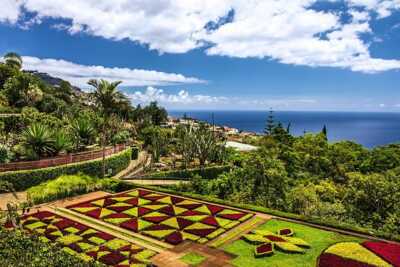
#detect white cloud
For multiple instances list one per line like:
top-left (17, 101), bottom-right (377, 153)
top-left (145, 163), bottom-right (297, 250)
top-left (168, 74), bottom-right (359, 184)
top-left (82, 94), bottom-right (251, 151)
top-left (0, 0), bottom-right (22, 23)
top-left (128, 87), bottom-right (228, 107)
top-left (21, 56), bottom-right (206, 88)
top-left (348, 0), bottom-right (400, 18)
top-left (128, 87), bottom-right (318, 109)
top-left (3, 0), bottom-right (400, 73)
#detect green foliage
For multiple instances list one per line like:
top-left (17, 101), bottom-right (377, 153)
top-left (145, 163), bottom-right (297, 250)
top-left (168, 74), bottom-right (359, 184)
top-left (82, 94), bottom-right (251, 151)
top-left (146, 165), bottom-right (231, 180)
top-left (27, 174), bottom-right (121, 204)
top-left (140, 126), bottom-right (171, 162)
top-left (0, 144), bottom-right (10, 163)
top-left (111, 130), bottom-right (130, 145)
top-left (0, 228), bottom-right (102, 267)
top-left (52, 130), bottom-right (73, 155)
top-left (180, 252), bottom-right (206, 266)
top-left (0, 148), bottom-right (131, 191)
top-left (21, 123), bottom-right (54, 159)
top-left (70, 117), bottom-right (96, 150)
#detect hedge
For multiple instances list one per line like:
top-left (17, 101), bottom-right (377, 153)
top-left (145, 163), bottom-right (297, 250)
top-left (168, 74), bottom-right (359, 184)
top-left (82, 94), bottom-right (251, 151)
top-left (0, 148), bottom-right (131, 191)
top-left (143, 165), bottom-right (231, 180)
top-left (125, 183), bottom-right (400, 243)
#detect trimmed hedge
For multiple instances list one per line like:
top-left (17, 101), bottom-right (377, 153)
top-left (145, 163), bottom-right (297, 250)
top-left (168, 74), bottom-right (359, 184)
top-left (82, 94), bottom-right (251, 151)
top-left (126, 183), bottom-right (400, 243)
top-left (144, 165), bottom-right (231, 180)
top-left (0, 148), bottom-right (131, 191)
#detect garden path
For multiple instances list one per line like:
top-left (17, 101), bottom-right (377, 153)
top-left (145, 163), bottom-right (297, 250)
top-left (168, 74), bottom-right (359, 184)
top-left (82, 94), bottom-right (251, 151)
top-left (0, 191), bottom-right (27, 210)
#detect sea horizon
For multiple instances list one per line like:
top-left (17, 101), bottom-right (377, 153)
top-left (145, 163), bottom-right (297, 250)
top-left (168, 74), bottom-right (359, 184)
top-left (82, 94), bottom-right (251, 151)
top-left (168, 110), bottom-right (400, 148)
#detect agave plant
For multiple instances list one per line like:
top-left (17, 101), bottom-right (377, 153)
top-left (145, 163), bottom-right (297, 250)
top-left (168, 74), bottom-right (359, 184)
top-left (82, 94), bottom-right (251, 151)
top-left (21, 123), bottom-right (54, 159)
top-left (70, 117), bottom-right (96, 150)
top-left (51, 130), bottom-right (73, 156)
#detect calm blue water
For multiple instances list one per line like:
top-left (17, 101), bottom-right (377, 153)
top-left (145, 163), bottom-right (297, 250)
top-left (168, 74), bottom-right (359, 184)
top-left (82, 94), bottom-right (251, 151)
top-left (168, 110), bottom-right (400, 148)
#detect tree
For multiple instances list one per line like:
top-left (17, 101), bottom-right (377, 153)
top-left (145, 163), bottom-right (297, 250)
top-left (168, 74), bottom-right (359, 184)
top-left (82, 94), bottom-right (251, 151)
top-left (175, 124), bottom-right (195, 169)
top-left (3, 52), bottom-right (22, 70)
top-left (321, 124), bottom-right (328, 140)
top-left (192, 123), bottom-right (220, 168)
top-left (143, 101), bottom-right (168, 125)
top-left (264, 109), bottom-right (275, 135)
top-left (88, 79), bottom-right (130, 177)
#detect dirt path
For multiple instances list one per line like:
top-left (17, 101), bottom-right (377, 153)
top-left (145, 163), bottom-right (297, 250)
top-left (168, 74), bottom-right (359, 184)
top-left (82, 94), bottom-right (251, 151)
top-left (0, 192), bottom-right (27, 210)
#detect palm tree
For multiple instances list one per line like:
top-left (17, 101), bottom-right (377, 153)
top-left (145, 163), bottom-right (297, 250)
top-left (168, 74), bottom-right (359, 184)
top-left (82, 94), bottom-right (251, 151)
top-left (88, 79), bottom-right (130, 177)
top-left (21, 123), bottom-right (54, 159)
top-left (4, 52), bottom-right (22, 70)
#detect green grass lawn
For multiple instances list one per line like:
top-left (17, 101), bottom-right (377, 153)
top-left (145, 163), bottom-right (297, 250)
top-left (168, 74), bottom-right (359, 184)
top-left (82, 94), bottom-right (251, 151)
top-left (180, 252), bottom-right (206, 266)
top-left (223, 219), bottom-right (364, 267)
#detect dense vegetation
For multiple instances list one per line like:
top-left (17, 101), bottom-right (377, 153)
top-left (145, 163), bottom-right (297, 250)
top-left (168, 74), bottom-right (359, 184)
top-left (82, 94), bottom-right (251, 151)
top-left (0, 228), bottom-right (103, 267)
top-left (173, 112), bottom-right (400, 239)
top-left (0, 52), bottom-right (167, 166)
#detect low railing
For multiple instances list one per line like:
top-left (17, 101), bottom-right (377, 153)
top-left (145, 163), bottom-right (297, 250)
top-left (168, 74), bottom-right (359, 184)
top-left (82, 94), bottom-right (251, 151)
top-left (0, 144), bottom-right (126, 172)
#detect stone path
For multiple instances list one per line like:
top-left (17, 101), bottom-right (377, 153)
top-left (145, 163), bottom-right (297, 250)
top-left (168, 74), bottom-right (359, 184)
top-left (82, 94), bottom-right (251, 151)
top-left (152, 241), bottom-right (237, 267)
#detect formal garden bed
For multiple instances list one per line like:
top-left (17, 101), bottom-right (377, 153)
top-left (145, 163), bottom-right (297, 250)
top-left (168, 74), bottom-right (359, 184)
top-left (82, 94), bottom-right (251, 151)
top-left (5, 210), bottom-right (156, 266)
top-left (67, 188), bottom-right (254, 246)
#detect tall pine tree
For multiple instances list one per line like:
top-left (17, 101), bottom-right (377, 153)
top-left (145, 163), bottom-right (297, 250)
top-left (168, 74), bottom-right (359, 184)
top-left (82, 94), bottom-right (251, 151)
top-left (264, 109), bottom-right (275, 135)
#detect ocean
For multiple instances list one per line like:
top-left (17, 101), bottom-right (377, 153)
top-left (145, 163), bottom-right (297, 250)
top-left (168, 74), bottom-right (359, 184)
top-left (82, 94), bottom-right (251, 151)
top-left (168, 110), bottom-right (400, 148)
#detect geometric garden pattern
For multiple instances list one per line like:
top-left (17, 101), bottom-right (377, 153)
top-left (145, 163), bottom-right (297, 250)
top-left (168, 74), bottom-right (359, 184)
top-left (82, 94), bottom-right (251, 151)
top-left (68, 189), bottom-right (254, 245)
top-left (6, 210), bottom-right (156, 266)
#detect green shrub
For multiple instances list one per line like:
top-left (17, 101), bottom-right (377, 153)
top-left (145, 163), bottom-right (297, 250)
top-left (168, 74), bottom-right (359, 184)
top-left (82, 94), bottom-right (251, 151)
top-left (0, 228), bottom-right (103, 267)
top-left (145, 165), bottom-right (231, 180)
top-left (27, 174), bottom-right (122, 204)
top-left (0, 148), bottom-right (131, 191)
top-left (0, 144), bottom-right (10, 163)
top-left (131, 146), bottom-right (139, 160)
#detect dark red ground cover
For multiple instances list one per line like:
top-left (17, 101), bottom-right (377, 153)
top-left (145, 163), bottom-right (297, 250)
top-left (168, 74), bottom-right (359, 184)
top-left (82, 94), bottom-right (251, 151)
top-left (256, 243), bottom-right (273, 256)
top-left (165, 231), bottom-right (183, 245)
top-left (217, 213), bottom-right (245, 220)
top-left (202, 216), bottom-right (219, 227)
top-left (318, 253), bottom-right (376, 267)
top-left (278, 228), bottom-right (293, 236)
top-left (120, 218), bottom-right (138, 232)
top-left (99, 251), bottom-right (125, 265)
top-left (185, 228), bottom-right (216, 237)
top-left (266, 235), bottom-right (286, 242)
top-left (362, 241), bottom-right (400, 267)
top-left (206, 204), bottom-right (225, 215)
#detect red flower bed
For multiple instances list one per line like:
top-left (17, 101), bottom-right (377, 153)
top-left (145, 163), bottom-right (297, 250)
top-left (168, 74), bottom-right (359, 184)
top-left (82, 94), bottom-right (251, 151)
top-left (266, 235), bottom-right (286, 242)
top-left (99, 251), bottom-right (125, 265)
top-left (362, 241), bottom-right (400, 267)
top-left (255, 243), bottom-right (273, 257)
top-left (165, 231), bottom-right (183, 245)
top-left (120, 218), bottom-right (138, 232)
top-left (278, 228), bottom-right (293, 236)
top-left (66, 188), bottom-right (254, 246)
top-left (218, 213), bottom-right (245, 220)
top-left (318, 253), bottom-right (376, 267)
top-left (185, 228), bottom-right (216, 237)
top-left (206, 204), bottom-right (225, 215)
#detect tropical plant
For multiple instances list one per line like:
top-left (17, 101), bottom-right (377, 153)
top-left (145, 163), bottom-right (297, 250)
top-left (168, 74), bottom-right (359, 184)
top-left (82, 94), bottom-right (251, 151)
top-left (192, 123), bottom-right (221, 168)
top-left (88, 79), bottom-right (130, 177)
top-left (70, 117), bottom-right (96, 151)
top-left (20, 123), bottom-right (54, 159)
top-left (3, 52), bottom-right (22, 70)
top-left (51, 130), bottom-right (73, 155)
top-left (0, 144), bottom-right (10, 163)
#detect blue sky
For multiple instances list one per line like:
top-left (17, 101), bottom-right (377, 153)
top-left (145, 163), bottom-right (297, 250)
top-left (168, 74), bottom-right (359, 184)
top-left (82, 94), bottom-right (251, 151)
top-left (1, 0), bottom-right (400, 111)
